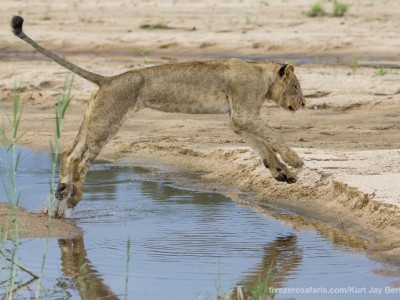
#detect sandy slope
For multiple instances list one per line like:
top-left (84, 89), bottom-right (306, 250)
top-left (0, 0), bottom-right (399, 262)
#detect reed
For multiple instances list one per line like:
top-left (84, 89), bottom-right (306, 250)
top-left (0, 76), bottom-right (73, 298)
top-left (36, 75), bottom-right (74, 298)
top-left (0, 85), bottom-right (25, 299)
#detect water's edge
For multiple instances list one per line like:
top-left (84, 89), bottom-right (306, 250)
top-left (2, 49), bottom-right (400, 69)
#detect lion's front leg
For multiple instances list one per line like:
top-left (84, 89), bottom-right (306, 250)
top-left (274, 144), bottom-right (304, 169)
top-left (261, 154), bottom-right (297, 184)
top-left (246, 131), bottom-right (297, 184)
top-left (230, 112), bottom-right (302, 183)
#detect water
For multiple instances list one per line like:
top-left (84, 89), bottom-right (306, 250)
top-left (2, 49), bottom-right (400, 69)
top-left (1, 148), bottom-right (399, 299)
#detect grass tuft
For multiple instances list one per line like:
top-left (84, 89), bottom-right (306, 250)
top-left (247, 268), bottom-right (275, 300)
top-left (124, 237), bottom-right (131, 300)
top-left (0, 76), bottom-right (73, 298)
top-left (375, 67), bottom-right (388, 76)
top-left (140, 22), bottom-right (173, 30)
top-left (0, 85), bottom-right (27, 299)
top-left (333, 0), bottom-right (348, 17)
top-left (307, 1), bottom-right (348, 17)
top-left (41, 5), bottom-right (52, 21)
top-left (307, 2), bottom-right (325, 17)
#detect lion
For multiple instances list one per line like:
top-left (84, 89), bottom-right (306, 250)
top-left (11, 16), bottom-right (305, 218)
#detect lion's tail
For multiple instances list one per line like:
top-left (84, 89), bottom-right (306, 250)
top-left (11, 16), bottom-right (106, 86)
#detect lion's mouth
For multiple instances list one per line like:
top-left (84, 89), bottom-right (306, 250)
top-left (287, 105), bottom-right (300, 112)
top-left (287, 100), bottom-right (305, 112)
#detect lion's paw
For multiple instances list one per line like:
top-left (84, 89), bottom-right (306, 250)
top-left (274, 167), bottom-right (297, 184)
top-left (280, 150), bottom-right (304, 169)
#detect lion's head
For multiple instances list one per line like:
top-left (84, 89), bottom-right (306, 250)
top-left (269, 64), bottom-right (305, 112)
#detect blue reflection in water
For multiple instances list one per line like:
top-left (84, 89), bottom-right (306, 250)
top-left (1, 148), bottom-right (398, 300)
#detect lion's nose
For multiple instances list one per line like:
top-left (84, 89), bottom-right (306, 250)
top-left (301, 99), bottom-right (306, 107)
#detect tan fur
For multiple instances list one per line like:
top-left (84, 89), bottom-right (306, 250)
top-left (11, 16), bottom-right (305, 217)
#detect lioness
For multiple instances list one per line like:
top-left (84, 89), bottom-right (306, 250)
top-left (11, 16), bottom-right (305, 218)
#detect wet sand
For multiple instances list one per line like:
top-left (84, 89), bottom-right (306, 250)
top-left (0, 203), bottom-right (82, 239)
top-left (0, 0), bottom-right (399, 263)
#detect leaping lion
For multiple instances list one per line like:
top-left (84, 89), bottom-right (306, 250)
top-left (11, 16), bottom-right (305, 218)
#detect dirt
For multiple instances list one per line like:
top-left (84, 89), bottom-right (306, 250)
top-left (0, 0), bottom-right (399, 264)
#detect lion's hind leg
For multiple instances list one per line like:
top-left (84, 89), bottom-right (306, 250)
top-left (53, 90), bottom-right (132, 217)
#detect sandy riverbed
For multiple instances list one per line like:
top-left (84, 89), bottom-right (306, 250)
top-left (0, 0), bottom-right (399, 263)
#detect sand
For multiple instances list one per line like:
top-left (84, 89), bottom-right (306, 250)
top-left (0, 0), bottom-right (399, 263)
top-left (0, 204), bottom-right (82, 239)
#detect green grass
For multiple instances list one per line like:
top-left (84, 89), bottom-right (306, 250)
top-left (46, 75), bottom-right (74, 216)
top-left (196, 260), bottom-right (275, 300)
top-left (0, 85), bottom-right (24, 299)
top-left (140, 22), bottom-right (172, 30)
top-left (138, 50), bottom-right (151, 65)
top-left (36, 75), bottom-right (74, 298)
top-left (41, 5), bottom-right (52, 21)
top-left (245, 15), bottom-right (258, 26)
top-left (0, 76), bottom-right (73, 298)
top-left (375, 67), bottom-right (388, 76)
top-left (333, 0), bottom-right (348, 17)
top-left (307, 1), bottom-right (349, 17)
top-left (124, 237), bottom-right (131, 300)
top-left (307, 2), bottom-right (325, 17)
top-left (347, 56), bottom-right (359, 75)
top-left (246, 268), bottom-right (275, 300)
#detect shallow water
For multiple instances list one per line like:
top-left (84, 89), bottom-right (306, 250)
top-left (2, 49), bottom-right (400, 69)
top-left (1, 148), bottom-right (400, 299)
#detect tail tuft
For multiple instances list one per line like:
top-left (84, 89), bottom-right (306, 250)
top-left (10, 15), bottom-right (106, 85)
top-left (11, 15), bottom-right (24, 36)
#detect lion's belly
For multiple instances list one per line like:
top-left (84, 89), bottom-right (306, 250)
top-left (142, 91), bottom-right (230, 114)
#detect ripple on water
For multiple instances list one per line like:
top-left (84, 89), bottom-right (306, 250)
top-left (1, 148), bottom-right (399, 300)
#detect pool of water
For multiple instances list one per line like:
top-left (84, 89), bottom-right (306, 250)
top-left (1, 148), bottom-right (399, 299)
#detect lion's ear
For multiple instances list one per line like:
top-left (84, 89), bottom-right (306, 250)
top-left (278, 64), bottom-right (294, 77)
